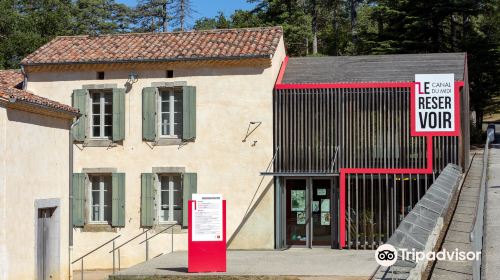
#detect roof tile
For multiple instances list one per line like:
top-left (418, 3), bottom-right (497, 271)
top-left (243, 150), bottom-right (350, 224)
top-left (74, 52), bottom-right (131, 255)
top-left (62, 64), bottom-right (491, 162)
top-left (22, 27), bottom-right (283, 65)
top-left (0, 70), bottom-right (79, 114)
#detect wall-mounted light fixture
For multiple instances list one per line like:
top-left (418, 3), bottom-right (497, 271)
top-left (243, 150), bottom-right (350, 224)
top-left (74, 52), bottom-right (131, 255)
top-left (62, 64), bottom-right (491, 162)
top-left (128, 71), bottom-right (138, 84)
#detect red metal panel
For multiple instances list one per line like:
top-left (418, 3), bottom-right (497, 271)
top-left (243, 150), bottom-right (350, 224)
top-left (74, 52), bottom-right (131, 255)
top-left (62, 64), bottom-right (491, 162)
top-left (275, 82), bottom-right (414, 90)
top-left (275, 56), bottom-right (289, 85)
top-left (188, 200), bottom-right (226, 272)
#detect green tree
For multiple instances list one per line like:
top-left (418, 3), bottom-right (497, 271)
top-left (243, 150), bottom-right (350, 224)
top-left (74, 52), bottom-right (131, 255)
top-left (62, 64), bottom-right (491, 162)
top-left (0, 0), bottom-right (74, 69)
top-left (230, 9), bottom-right (263, 28)
top-left (73, 0), bottom-right (131, 34)
top-left (193, 11), bottom-right (230, 30)
top-left (134, 0), bottom-right (172, 32)
top-left (171, 0), bottom-right (195, 31)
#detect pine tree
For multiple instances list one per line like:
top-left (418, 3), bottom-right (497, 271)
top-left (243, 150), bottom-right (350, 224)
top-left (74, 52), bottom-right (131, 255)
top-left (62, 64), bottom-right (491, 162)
top-left (171, 0), bottom-right (195, 31)
top-left (135, 0), bottom-right (172, 32)
top-left (73, 0), bottom-right (131, 35)
top-left (193, 12), bottom-right (230, 30)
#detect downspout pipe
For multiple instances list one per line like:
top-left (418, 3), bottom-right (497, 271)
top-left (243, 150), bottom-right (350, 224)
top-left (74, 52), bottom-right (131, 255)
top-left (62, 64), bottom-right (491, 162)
top-left (69, 117), bottom-right (80, 279)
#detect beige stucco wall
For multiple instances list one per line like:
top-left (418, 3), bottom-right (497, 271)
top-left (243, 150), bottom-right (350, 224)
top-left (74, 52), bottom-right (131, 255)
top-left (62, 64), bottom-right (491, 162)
top-left (0, 105), bottom-right (7, 280)
top-left (0, 104), bottom-right (71, 279)
top-left (26, 37), bottom-right (286, 270)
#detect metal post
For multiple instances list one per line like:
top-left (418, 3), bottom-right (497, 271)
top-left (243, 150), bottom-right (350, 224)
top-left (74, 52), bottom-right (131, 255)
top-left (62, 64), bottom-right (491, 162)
top-left (81, 259), bottom-right (83, 280)
top-left (145, 231), bottom-right (149, 261)
top-left (171, 226), bottom-right (174, 253)
top-left (112, 240), bottom-right (115, 274)
top-left (118, 249), bottom-right (121, 271)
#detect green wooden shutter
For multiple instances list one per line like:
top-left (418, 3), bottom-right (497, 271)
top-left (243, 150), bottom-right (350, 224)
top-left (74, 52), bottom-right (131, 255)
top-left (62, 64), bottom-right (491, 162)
top-left (72, 173), bottom-right (86, 227)
top-left (182, 86), bottom-right (196, 141)
top-left (112, 173), bottom-right (126, 227)
top-left (112, 88), bottom-right (126, 142)
top-left (72, 89), bottom-right (88, 142)
top-left (142, 87), bottom-right (157, 141)
top-left (182, 173), bottom-right (197, 227)
top-left (141, 173), bottom-right (155, 227)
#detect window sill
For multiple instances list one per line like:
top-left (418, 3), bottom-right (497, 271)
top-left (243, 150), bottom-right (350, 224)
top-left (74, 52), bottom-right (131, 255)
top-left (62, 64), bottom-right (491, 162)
top-left (84, 139), bottom-right (117, 147)
top-left (155, 138), bottom-right (182, 146)
top-left (82, 223), bottom-right (116, 232)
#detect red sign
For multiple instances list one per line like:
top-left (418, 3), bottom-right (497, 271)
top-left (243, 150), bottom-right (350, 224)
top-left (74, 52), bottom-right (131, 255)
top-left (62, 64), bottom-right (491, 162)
top-left (188, 199), bottom-right (226, 272)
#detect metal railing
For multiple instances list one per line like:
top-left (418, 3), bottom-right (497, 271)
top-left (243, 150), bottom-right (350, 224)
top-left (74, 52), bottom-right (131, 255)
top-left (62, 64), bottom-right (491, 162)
top-left (470, 126), bottom-right (495, 280)
top-left (73, 225), bottom-right (177, 279)
top-left (107, 225), bottom-right (176, 274)
top-left (72, 235), bottom-right (121, 280)
top-left (108, 230), bottom-right (149, 272)
top-left (138, 224), bottom-right (176, 260)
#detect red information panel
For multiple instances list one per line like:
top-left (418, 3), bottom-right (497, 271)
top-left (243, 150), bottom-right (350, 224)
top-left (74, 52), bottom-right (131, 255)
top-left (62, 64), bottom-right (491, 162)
top-left (188, 199), bottom-right (226, 273)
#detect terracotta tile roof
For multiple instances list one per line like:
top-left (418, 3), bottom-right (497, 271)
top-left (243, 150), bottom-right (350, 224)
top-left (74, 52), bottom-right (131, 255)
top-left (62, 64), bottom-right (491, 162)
top-left (21, 27), bottom-right (283, 65)
top-left (0, 70), bottom-right (79, 114)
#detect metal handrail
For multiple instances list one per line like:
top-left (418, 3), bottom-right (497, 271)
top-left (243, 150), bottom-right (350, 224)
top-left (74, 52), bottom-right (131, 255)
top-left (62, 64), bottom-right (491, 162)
top-left (72, 235), bottom-right (121, 264)
top-left (72, 235), bottom-right (121, 280)
top-left (106, 226), bottom-right (177, 274)
top-left (138, 224), bottom-right (177, 262)
top-left (108, 229), bottom-right (150, 273)
top-left (109, 230), bottom-right (149, 253)
top-left (470, 127), bottom-right (494, 280)
top-left (139, 224), bottom-right (176, 245)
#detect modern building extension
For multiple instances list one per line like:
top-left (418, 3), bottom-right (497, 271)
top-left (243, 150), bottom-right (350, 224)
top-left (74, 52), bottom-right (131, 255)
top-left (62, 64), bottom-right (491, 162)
top-left (270, 54), bottom-right (469, 249)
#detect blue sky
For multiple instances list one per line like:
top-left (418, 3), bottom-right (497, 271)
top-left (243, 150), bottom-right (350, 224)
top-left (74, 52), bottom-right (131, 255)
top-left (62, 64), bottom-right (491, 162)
top-left (116, 0), bottom-right (256, 28)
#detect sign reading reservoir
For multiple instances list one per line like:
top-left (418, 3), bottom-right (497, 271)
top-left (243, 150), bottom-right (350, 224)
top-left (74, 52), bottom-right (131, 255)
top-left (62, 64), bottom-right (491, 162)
top-left (192, 194), bottom-right (223, 241)
top-left (414, 74), bottom-right (455, 132)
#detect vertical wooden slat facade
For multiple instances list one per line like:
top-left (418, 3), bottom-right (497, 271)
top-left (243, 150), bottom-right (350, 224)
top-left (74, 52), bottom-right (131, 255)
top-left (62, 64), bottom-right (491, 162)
top-left (274, 86), bottom-right (465, 248)
top-left (274, 87), bottom-right (460, 173)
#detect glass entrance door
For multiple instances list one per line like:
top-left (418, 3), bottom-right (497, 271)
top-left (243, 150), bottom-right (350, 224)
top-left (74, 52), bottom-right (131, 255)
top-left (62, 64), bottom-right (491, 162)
top-left (312, 180), bottom-right (332, 246)
top-left (284, 178), bottom-right (337, 248)
top-left (285, 179), bottom-right (308, 246)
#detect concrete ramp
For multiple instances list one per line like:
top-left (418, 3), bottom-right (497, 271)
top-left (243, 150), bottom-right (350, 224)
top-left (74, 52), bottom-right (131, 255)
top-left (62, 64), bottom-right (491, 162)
top-left (430, 153), bottom-right (483, 279)
top-left (110, 249), bottom-right (378, 279)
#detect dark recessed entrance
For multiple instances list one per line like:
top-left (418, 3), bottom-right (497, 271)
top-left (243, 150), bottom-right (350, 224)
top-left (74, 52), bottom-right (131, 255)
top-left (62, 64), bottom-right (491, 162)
top-left (284, 178), bottom-right (338, 248)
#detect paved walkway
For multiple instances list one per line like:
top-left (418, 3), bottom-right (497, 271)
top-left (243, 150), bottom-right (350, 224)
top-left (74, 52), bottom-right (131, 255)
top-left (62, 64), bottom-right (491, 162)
top-left (111, 249), bottom-right (378, 279)
top-left (430, 151), bottom-right (483, 280)
top-left (484, 142), bottom-right (500, 279)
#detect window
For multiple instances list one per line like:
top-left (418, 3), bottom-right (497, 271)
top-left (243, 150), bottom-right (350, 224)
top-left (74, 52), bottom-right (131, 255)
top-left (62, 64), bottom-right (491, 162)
top-left (89, 175), bottom-right (112, 223)
top-left (91, 91), bottom-right (113, 139)
top-left (166, 70), bottom-right (174, 78)
top-left (142, 86), bottom-right (195, 142)
top-left (158, 175), bottom-right (183, 223)
top-left (97, 72), bottom-right (105, 80)
top-left (159, 88), bottom-right (183, 138)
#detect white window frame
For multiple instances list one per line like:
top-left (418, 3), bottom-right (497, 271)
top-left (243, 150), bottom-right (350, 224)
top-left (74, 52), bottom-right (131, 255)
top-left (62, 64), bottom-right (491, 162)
top-left (157, 174), bottom-right (182, 224)
top-left (158, 88), bottom-right (182, 138)
top-left (90, 91), bottom-right (112, 139)
top-left (88, 175), bottom-right (111, 224)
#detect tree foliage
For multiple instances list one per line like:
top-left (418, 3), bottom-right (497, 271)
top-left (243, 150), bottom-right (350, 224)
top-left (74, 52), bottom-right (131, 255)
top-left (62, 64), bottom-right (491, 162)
top-left (192, 0), bottom-right (500, 126)
top-left (0, 0), bottom-right (498, 127)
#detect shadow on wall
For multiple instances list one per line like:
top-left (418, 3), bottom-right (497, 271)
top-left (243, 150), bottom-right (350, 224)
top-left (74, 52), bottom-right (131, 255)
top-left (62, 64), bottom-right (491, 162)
top-left (7, 108), bottom-right (69, 130)
top-left (226, 178), bottom-right (274, 248)
top-left (26, 64), bottom-right (267, 83)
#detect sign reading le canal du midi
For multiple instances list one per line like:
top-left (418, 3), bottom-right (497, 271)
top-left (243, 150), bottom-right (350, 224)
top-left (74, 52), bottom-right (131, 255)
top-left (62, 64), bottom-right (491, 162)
top-left (191, 194), bottom-right (223, 242)
top-left (414, 74), bottom-right (455, 132)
